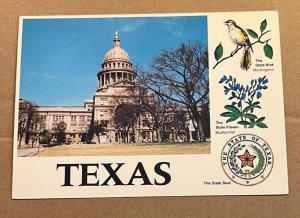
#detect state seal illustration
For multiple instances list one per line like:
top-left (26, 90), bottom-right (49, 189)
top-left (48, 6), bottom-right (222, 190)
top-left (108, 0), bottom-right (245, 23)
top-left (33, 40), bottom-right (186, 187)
top-left (221, 134), bottom-right (273, 186)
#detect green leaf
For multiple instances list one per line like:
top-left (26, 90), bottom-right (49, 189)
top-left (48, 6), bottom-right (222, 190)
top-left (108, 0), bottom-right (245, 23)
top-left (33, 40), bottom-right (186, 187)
top-left (224, 105), bottom-right (240, 115)
top-left (264, 43), bottom-right (273, 59)
top-left (256, 117), bottom-right (265, 123)
top-left (243, 114), bottom-right (257, 120)
top-left (226, 116), bottom-right (240, 123)
top-left (237, 121), bottom-right (251, 126)
top-left (246, 29), bottom-right (258, 39)
top-left (242, 105), bottom-right (255, 114)
top-left (260, 19), bottom-right (267, 33)
top-left (214, 42), bottom-right (223, 61)
top-left (256, 122), bottom-right (268, 128)
top-left (249, 123), bottom-right (255, 128)
top-left (220, 112), bottom-right (235, 117)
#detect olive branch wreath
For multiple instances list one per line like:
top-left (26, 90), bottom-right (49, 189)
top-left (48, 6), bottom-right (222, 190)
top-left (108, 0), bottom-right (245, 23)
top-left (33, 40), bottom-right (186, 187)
top-left (228, 144), bottom-right (265, 177)
top-left (249, 145), bottom-right (265, 175)
top-left (229, 144), bottom-right (246, 176)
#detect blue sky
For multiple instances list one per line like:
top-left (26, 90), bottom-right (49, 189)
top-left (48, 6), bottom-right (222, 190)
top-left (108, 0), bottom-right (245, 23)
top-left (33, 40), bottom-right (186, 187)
top-left (20, 16), bottom-right (207, 106)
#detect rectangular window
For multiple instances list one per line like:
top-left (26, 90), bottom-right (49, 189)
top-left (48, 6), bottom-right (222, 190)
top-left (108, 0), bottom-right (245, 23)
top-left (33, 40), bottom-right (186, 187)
top-left (78, 124), bottom-right (85, 132)
top-left (71, 116), bottom-right (76, 121)
top-left (87, 116), bottom-right (92, 121)
top-left (40, 115), bottom-right (47, 121)
top-left (100, 98), bottom-right (108, 105)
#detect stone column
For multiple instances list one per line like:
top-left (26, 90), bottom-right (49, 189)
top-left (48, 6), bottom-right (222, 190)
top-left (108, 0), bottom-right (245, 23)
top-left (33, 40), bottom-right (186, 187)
top-left (110, 131), bottom-right (115, 143)
top-left (49, 115), bottom-right (53, 130)
top-left (76, 115), bottom-right (79, 132)
top-left (149, 131), bottom-right (153, 143)
top-left (189, 131), bottom-right (193, 142)
top-left (67, 115), bottom-right (71, 132)
top-left (153, 131), bottom-right (157, 142)
top-left (75, 134), bottom-right (79, 144)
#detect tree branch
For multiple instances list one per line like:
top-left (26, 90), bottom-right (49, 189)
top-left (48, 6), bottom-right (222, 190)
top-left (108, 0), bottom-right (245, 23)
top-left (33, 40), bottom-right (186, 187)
top-left (213, 30), bottom-right (272, 69)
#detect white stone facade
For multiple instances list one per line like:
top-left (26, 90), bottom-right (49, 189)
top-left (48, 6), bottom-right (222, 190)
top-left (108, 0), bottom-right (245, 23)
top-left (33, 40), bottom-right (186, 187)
top-left (30, 33), bottom-right (201, 144)
top-left (35, 33), bottom-right (153, 143)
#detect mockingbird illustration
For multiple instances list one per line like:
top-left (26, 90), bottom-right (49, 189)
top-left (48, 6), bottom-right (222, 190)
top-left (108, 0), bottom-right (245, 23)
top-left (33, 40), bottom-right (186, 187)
top-left (224, 20), bottom-right (253, 70)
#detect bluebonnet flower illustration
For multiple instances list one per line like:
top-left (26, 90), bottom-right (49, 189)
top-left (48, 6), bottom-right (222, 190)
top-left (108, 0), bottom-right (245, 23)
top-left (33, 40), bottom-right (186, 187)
top-left (219, 75), bottom-right (269, 128)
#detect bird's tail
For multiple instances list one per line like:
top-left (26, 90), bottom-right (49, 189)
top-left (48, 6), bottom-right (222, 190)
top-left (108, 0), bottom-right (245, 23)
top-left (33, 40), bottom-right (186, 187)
top-left (240, 47), bottom-right (251, 71)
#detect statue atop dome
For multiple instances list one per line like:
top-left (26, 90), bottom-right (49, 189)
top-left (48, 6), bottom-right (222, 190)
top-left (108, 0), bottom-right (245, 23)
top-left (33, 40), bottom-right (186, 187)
top-left (113, 31), bottom-right (120, 47)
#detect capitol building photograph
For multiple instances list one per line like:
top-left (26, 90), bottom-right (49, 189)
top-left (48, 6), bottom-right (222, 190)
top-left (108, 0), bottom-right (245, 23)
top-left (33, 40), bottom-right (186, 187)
top-left (16, 16), bottom-right (210, 156)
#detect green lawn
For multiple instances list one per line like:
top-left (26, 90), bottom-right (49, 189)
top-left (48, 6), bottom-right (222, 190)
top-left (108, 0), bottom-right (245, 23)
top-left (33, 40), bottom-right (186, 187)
top-left (35, 141), bottom-right (211, 156)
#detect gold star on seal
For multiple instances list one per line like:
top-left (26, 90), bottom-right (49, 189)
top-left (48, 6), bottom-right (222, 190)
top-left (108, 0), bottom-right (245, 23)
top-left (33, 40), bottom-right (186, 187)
top-left (238, 149), bottom-right (257, 168)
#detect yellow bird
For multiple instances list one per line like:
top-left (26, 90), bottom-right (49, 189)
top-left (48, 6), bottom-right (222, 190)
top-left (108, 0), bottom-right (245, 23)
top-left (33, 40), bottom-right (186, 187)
top-left (224, 20), bottom-right (253, 70)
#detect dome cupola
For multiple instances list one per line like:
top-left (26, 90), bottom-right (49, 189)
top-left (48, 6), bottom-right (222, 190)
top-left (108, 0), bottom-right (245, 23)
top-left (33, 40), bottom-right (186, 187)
top-left (97, 32), bottom-right (135, 90)
top-left (103, 31), bottom-right (130, 63)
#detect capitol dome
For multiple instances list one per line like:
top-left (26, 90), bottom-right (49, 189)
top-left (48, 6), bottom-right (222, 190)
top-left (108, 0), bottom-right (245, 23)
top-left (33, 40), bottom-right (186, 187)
top-left (103, 32), bottom-right (130, 62)
top-left (97, 32), bottom-right (135, 90)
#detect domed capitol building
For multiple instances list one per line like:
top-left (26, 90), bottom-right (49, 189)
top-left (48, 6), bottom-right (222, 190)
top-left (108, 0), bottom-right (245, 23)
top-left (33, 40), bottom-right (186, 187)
top-left (30, 32), bottom-right (191, 144)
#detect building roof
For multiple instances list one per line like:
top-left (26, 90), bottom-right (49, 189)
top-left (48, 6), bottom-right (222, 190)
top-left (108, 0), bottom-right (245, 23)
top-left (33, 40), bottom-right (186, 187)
top-left (36, 106), bottom-right (91, 113)
top-left (103, 32), bottom-right (130, 63)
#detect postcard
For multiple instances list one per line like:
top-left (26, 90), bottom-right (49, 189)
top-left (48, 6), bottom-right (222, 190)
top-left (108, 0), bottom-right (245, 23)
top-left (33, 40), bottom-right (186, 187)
top-left (13, 11), bottom-right (288, 199)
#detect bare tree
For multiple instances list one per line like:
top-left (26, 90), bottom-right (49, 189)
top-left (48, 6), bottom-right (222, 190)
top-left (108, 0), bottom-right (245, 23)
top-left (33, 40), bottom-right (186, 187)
top-left (144, 94), bottom-right (171, 143)
top-left (125, 85), bottom-right (152, 142)
top-left (126, 82), bottom-right (173, 143)
top-left (52, 121), bottom-right (67, 145)
top-left (137, 41), bottom-right (209, 141)
top-left (113, 104), bottom-right (137, 143)
top-left (169, 106), bottom-right (190, 142)
top-left (29, 115), bottom-right (43, 147)
top-left (18, 100), bottom-right (40, 148)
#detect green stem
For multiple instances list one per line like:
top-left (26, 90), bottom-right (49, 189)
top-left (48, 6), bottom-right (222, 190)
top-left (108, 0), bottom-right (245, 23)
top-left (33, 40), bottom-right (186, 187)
top-left (240, 103), bottom-right (244, 122)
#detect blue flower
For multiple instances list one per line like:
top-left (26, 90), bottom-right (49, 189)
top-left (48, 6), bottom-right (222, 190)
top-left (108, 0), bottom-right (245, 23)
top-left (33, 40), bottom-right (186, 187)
top-left (256, 92), bottom-right (262, 99)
